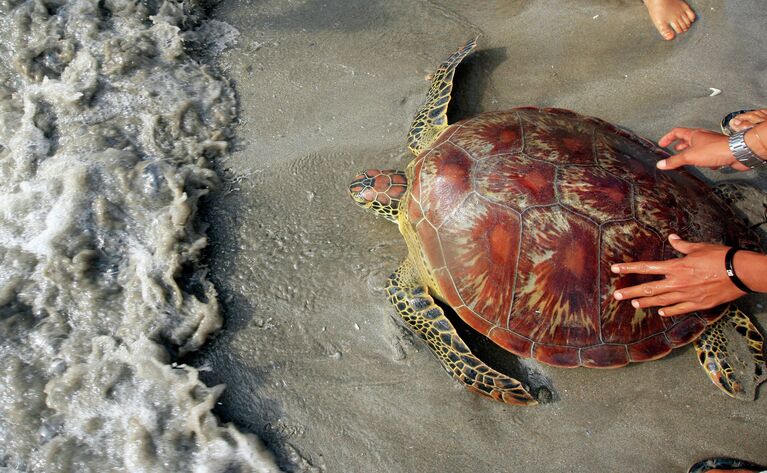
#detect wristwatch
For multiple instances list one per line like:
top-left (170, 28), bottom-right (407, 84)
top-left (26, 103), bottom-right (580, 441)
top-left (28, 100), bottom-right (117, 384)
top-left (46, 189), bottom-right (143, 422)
top-left (728, 130), bottom-right (766, 169)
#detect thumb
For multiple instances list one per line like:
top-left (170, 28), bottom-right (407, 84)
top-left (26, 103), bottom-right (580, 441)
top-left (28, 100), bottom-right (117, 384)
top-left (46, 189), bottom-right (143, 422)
top-left (667, 234), bottom-right (697, 254)
top-left (656, 152), bottom-right (688, 170)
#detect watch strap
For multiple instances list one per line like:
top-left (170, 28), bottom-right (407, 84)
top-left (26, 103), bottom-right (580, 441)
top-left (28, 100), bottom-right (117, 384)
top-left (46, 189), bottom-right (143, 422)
top-left (729, 131), bottom-right (766, 169)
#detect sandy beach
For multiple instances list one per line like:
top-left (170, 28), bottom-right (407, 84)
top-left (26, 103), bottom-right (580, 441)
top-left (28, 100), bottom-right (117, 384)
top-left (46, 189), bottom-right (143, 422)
top-left (188, 0), bottom-right (767, 472)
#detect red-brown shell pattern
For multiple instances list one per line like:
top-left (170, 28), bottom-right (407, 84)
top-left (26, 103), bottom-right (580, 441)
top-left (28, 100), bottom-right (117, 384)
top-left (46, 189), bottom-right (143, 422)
top-left (405, 107), bottom-right (754, 368)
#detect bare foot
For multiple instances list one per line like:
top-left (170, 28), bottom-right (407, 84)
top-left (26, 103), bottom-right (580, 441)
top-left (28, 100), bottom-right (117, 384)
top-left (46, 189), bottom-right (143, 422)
top-left (643, 0), bottom-right (697, 40)
top-left (729, 109), bottom-right (767, 133)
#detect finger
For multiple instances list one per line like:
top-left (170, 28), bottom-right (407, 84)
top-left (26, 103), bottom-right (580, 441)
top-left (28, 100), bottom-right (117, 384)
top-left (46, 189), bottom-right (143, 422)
top-left (659, 128), bottom-right (693, 148)
top-left (611, 260), bottom-right (672, 275)
top-left (731, 162), bottom-right (751, 172)
top-left (658, 301), bottom-right (699, 317)
top-left (613, 282), bottom-right (678, 301)
top-left (666, 234), bottom-right (701, 254)
top-left (674, 142), bottom-right (690, 151)
top-left (729, 119), bottom-right (755, 133)
top-left (656, 152), bottom-right (689, 170)
top-left (737, 110), bottom-right (767, 123)
top-left (626, 292), bottom-right (687, 309)
top-left (730, 111), bottom-right (767, 132)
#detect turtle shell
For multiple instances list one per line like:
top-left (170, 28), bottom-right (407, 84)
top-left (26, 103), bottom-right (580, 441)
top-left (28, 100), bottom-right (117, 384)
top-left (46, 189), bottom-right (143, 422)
top-left (403, 107), bottom-right (754, 368)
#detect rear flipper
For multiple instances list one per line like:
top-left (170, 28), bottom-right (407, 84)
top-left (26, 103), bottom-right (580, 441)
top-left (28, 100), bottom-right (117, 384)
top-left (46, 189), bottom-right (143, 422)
top-left (713, 182), bottom-right (767, 236)
top-left (694, 306), bottom-right (766, 400)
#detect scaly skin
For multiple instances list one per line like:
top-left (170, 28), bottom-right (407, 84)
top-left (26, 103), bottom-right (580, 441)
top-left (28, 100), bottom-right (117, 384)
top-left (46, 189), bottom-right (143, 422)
top-left (694, 306), bottom-right (766, 400)
top-left (407, 37), bottom-right (477, 156)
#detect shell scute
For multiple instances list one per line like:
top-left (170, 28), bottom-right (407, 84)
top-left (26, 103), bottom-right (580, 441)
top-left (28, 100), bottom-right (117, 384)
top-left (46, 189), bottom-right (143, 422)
top-left (533, 344), bottom-right (580, 368)
top-left (433, 267), bottom-right (463, 307)
top-left (417, 142), bottom-right (473, 227)
top-left (599, 221), bottom-right (667, 343)
top-left (519, 109), bottom-right (596, 165)
top-left (556, 165), bottom-right (634, 223)
top-left (456, 305), bottom-right (494, 335)
top-left (488, 327), bottom-right (533, 358)
top-left (595, 132), bottom-right (658, 186)
top-left (438, 193), bottom-right (521, 325)
top-left (581, 344), bottom-right (629, 368)
top-left (627, 334), bottom-right (673, 362)
top-left (450, 111), bottom-right (523, 157)
top-left (473, 153), bottom-right (557, 211)
top-left (415, 219), bottom-right (445, 271)
top-left (666, 317), bottom-right (708, 347)
top-left (508, 206), bottom-right (600, 348)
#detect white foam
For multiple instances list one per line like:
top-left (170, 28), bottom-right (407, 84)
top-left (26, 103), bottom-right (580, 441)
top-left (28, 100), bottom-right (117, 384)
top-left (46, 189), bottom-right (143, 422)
top-left (0, 1), bottom-right (278, 470)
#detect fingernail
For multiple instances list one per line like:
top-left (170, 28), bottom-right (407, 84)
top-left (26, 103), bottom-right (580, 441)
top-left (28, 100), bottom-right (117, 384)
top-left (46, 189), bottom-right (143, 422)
top-left (611, 265), bottom-right (620, 273)
top-left (657, 160), bottom-right (667, 169)
top-left (658, 309), bottom-right (665, 316)
top-left (631, 300), bottom-right (640, 308)
top-left (614, 292), bottom-right (623, 300)
top-left (669, 234), bottom-right (680, 240)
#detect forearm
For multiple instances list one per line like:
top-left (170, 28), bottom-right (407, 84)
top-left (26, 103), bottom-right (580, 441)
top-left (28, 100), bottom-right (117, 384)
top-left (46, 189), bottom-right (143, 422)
top-left (733, 250), bottom-right (767, 293)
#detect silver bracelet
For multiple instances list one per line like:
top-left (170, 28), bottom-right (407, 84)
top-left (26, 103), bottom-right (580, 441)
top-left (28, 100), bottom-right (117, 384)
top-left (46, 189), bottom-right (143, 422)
top-left (729, 130), bottom-right (766, 169)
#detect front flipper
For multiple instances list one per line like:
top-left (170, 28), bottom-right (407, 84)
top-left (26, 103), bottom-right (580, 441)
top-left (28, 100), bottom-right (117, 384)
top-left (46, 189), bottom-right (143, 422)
top-left (386, 258), bottom-right (537, 405)
top-left (694, 306), bottom-right (766, 400)
top-left (407, 37), bottom-right (478, 156)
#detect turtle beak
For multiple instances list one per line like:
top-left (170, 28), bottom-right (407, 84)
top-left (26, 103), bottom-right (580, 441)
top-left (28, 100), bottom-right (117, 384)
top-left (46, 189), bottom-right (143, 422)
top-left (349, 173), bottom-right (374, 207)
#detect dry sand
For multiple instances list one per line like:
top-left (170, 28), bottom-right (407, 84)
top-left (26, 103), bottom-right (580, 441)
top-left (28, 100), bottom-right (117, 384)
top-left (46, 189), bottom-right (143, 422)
top-left (189, 1), bottom-right (767, 471)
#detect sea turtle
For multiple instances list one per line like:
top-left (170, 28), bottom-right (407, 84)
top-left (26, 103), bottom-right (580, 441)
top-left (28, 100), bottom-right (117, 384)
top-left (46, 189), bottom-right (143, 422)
top-left (349, 38), bottom-right (766, 405)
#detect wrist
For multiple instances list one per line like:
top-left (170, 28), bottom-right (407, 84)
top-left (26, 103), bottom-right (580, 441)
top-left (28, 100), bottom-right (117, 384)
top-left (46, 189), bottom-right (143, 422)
top-left (732, 250), bottom-right (767, 293)
top-left (729, 131), bottom-right (766, 168)
top-left (745, 124), bottom-right (767, 160)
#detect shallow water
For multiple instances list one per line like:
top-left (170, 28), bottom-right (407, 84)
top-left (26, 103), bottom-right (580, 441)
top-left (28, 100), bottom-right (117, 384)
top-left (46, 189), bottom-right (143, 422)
top-left (0, 1), bottom-right (275, 471)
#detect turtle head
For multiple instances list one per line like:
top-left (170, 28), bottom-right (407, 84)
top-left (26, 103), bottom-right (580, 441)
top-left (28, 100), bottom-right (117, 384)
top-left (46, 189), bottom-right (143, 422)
top-left (349, 169), bottom-right (408, 223)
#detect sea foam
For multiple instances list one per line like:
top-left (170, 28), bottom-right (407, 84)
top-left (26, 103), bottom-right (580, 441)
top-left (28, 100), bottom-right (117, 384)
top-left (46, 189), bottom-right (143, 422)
top-left (0, 0), bottom-right (277, 471)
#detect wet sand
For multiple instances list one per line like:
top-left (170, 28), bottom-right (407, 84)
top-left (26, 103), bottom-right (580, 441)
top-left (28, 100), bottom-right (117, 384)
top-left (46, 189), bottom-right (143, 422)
top-left (192, 1), bottom-right (767, 471)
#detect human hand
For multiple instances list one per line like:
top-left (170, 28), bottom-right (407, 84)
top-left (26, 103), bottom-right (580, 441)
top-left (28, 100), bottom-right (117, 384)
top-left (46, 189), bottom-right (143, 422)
top-left (656, 127), bottom-right (749, 171)
top-left (611, 235), bottom-right (745, 317)
top-left (728, 109), bottom-right (767, 133)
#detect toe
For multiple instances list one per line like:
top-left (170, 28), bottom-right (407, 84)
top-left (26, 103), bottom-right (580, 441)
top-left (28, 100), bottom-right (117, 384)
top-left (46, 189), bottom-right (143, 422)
top-left (657, 23), bottom-right (676, 40)
top-left (670, 20), bottom-right (683, 34)
top-left (684, 8), bottom-right (697, 22)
